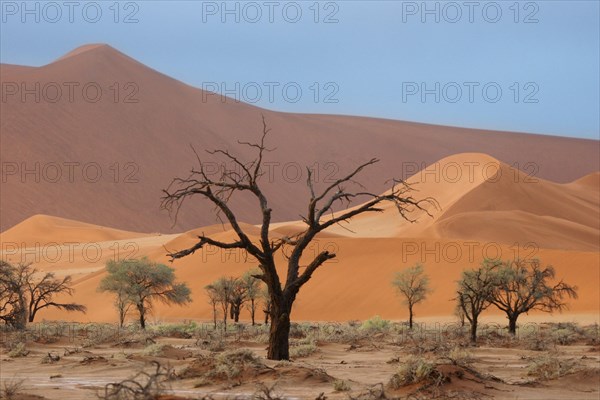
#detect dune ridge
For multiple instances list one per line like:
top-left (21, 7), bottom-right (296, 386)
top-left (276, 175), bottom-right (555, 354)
top-left (0, 214), bottom-right (150, 248)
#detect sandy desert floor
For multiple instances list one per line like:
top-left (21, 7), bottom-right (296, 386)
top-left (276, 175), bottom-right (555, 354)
top-left (1, 321), bottom-right (599, 400)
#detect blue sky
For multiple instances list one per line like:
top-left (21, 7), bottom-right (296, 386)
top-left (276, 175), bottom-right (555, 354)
top-left (1, 0), bottom-right (599, 139)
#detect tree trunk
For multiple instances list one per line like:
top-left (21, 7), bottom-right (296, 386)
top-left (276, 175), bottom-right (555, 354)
top-left (470, 316), bottom-right (478, 343)
top-left (266, 298), bottom-right (292, 360)
top-left (137, 303), bottom-right (146, 330)
top-left (508, 315), bottom-right (518, 335)
top-left (212, 304), bottom-right (217, 330)
top-left (14, 293), bottom-right (27, 330)
top-left (13, 309), bottom-right (27, 330)
top-left (221, 303), bottom-right (228, 331)
top-left (250, 299), bottom-right (255, 326)
top-left (231, 302), bottom-right (241, 322)
top-left (118, 301), bottom-right (126, 328)
top-left (408, 304), bottom-right (413, 330)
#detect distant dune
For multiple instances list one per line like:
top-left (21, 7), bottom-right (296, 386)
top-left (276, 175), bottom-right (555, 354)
top-left (1, 44), bottom-right (599, 233)
top-left (2, 153), bottom-right (597, 323)
top-left (0, 214), bottom-right (149, 248)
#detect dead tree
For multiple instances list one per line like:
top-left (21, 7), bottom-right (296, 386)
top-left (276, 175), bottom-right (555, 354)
top-left (1, 261), bottom-right (85, 327)
top-left (27, 272), bottom-right (86, 323)
top-left (161, 118), bottom-right (434, 360)
top-left (456, 261), bottom-right (498, 343)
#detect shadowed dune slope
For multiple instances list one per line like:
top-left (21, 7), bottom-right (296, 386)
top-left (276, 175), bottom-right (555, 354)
top-left (2, 44), bottom-right (599, 233)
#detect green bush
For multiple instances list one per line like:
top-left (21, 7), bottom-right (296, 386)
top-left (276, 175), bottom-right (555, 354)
top-left (360, 316), bottom-right (390, 332)
top-left (149, 322), bottom-right (198, 338)
top-left (290, 342), bottom-right (318, 358)
top-left (209, 349), bottom-right (262, 380)
top-left (388, 356), bottom-right (437, 388)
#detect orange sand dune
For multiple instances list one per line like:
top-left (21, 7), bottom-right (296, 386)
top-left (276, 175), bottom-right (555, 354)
top-left (38, 233), bottom-right (599, 324)
top-left (0, 214), bottom-right (150, 248)
top-left (2, 44), bottom-right (599, 233)
top-left (286, 154), bottom-right (599, 251)
top-left (10, 153), bottom-right (597, 324)
top-left (569, 171), bottom-right (600, 190)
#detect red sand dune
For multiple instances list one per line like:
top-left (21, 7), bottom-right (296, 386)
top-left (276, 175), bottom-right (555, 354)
top-left (1, 44), bottom-right (599, 234)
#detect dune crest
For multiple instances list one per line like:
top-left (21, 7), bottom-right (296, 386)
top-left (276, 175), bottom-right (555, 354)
top-left (54, 43), bottom-right (115, 61)
top-left (0, 214), bottom-right (150, 248)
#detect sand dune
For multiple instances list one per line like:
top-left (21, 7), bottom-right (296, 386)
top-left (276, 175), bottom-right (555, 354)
top-left (1, 44), bottom-right (599, 233)
top-left (4, 152), bottom-right (597, 324)
top-left (37, 233), bottom-right (600, 324)
top-left (0, 214), bottom-right (150, 248)
top-left (569, 171), bottom-right (600, 190)
top-left (1, 44), bottom-right (598, 325)
top-left (298, 154), bottom-right (599, 251)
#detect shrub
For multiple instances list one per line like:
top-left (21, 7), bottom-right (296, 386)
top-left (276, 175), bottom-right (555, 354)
top-left (583, 324), bottom-right (599, 345)
top-left (81, 326), bottom-right (119, 348)
top-left (333, 379), bottom-right (352, 392)
top-left (548, 322), bottom-right (584, 346)
top-left (143, 343), bottom-right (168, 356)
top-left (527, 353), bottom-right (576, 380)
top-left (360, 316), bottom-right (390, 332)
top-left (551, 328), bottom-right (577, 345)
top-left (40, 352), bottom-right (60, 364)
top-left (290, 342), bottom-right (318, 359)
top-left (446, 346), bottom-right (472, 365)
top-left (1, 377), bottom-right (25, 400)
top-left (252, 383), bottom-right (285, 400)
top-left (202, 338), bottom-right (225, 352)
top-left (209, 349), bottom-right (261, 380)
top-left (525, 336), bottom-right (550, 351)
top-left (150, 322), bottom-right (197, 338)
top-left (8, 342), bottom-right (28, 358)
top-left (319, 322), bottom-right (367, 344)
top-left (388, 356), bottom-right (437, 388)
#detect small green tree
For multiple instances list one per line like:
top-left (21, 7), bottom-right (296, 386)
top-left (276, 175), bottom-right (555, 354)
top-left (456, 260), bottom-right (498, 342)
top-left (210, 277), bottom-right (236, 330)
top-left (241, 269), bottom-right (262, 325)
top-left (99, 276), bottom-right (132, 328)
top-left (229, 278), bottom-right (247, 323)
top-left (391, 263), bottom-right (431, 329)
top-left (99, 258), bottom-right (191, 329)
top-left (489, 259), bottom-right (578, 335)
top-left (204, 283), bottom-right (219, 330)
